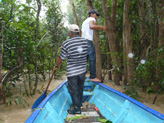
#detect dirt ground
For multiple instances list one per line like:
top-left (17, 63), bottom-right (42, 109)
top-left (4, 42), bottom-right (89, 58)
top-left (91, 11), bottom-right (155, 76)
top-left (0, 74), bottom-right (164, 123)
top-left (0, 75), bottom-right (67, 123)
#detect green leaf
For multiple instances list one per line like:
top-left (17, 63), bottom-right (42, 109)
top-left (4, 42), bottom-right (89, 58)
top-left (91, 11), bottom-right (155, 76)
top-left (11, 50), bottom-right (14, 57)
top-left (146, 87), bottom-right (152, 93)
top-left (97, 117), bottom-right (112, 123)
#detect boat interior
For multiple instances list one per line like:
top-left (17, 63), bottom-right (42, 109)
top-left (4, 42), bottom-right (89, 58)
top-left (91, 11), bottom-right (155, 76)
top-left (29, 78), bottom-right (164, 123)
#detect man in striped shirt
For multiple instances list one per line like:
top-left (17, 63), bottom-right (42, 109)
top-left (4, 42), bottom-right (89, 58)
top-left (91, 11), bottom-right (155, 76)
top-left (53, 24), bottom-right (88, 114)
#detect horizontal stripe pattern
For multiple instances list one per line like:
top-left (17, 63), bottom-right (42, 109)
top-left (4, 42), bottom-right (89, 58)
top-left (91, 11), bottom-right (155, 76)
top-left (59, 36), bottom-right (88, 77)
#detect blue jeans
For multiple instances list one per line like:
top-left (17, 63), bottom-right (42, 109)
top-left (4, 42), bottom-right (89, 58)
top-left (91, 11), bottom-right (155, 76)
top-left (87, 40), bottom-right (96, 79)
top-left (67, 72), bottom-right (86, 107)
top-left (67, 72), bottom-right (86, 95)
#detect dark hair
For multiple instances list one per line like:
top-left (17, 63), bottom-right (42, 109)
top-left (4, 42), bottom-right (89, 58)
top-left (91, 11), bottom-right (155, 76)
top-left (71, 31), bottom-right (79, 35)
top-left (88, 10), bottom-right (100, 17)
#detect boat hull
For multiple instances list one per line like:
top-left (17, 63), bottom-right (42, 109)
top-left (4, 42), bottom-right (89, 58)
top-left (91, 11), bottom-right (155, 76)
top-left (25, 79), bottom-right (164, 123)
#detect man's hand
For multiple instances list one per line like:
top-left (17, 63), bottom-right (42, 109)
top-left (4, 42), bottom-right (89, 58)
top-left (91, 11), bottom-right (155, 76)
top-left (53, 66), bottom-right (58, 72)
top-left (53, 56), bottom-right (62, 72)
top-left (102, 26), bottom-right (107, 32)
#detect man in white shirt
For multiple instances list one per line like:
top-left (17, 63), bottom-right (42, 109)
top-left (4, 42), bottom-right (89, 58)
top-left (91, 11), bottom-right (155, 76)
top-left (81, 10), bottom-right (106, 82)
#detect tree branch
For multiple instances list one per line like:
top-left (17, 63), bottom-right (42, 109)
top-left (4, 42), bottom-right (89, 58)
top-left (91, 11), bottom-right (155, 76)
top-left (5, 0), bottom-right (14, 25)
top-left (1, 61), bottom-right (23, 84)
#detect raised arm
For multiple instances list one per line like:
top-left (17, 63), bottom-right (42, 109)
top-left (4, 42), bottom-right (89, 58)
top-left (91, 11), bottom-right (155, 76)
top-left (89, 20), bottom-right (106, 31)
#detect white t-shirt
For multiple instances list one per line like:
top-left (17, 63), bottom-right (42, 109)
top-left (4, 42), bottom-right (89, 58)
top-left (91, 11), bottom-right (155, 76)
top-left (81, 17), bottom-right (96, 41)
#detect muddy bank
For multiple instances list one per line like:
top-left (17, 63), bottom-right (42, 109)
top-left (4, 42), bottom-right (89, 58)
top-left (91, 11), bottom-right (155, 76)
top-left (0, 75), bottom-right (67, 123)
top-left (0, 74), bottom-right (164, 123)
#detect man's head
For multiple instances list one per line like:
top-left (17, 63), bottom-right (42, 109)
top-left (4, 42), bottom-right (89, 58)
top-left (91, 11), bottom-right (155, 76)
top-left (69, 24), bottom-right (80, 37)
top-left (88, 10), bottom-right (100, 19)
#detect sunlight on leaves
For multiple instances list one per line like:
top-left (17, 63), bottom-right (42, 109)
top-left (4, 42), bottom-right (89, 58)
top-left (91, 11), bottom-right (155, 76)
top-left (128, 53), bottom-right (134, 58)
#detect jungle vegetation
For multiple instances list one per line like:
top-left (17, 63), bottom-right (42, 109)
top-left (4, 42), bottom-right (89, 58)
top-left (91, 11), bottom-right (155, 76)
top-left (0, 0), bottom-right (164, 106)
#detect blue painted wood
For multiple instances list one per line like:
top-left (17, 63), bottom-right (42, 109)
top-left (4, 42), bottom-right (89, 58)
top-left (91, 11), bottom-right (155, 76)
top-left (25, 80), bottom-right (70, 123)
top-left (89, 82), bottom-right (164, 123)
top-left (31, 91), bottom-right (47, 110)
top-left (25, 79), bottom-right (164, 123)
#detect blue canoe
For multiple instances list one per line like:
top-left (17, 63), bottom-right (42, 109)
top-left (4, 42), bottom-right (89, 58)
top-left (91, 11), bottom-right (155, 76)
top-left (25, 78), bottom-right (164, 123)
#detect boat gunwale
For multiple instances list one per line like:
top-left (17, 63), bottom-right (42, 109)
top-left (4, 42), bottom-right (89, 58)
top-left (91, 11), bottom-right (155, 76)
top-left (25, 79), bottom-right (68, 123)
top-left (93, 81), bottom-right (164, 120)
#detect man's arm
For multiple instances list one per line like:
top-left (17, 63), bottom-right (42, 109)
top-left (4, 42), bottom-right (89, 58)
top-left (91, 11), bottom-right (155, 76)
top-left (53, 56), bottom-right (62, 71)
top-left (90, 20), bottom-right (106, 31)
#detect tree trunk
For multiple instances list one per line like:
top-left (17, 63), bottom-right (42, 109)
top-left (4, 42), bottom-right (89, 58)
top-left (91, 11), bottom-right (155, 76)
top-left (86, 0), bottom-right (102, 80)
top-left (0, 20), bottom-right (6, 104)
top-left (69, 0), bottom-right (79, 26)
top-left (138, 0), bottom-right (150, 61)
top-left (152, 1), bottom-right (158, 49)
top-left (33, 0), bottom-right (41, 95)
top-left (123, 0), bottom-right (134, 84)
top-left (106, 37), bottom-right (112, 80)
top-left (156, 0), bottom-right (164, 81)
top-left (93, 31), bottom-right (102, 80)
top-left (137, 4), bottom-right (150, 90)
top-left (2, 62), bottom-right (23, 84)
top-left (102, 0), bottom-right (121, 85)
top-left (146, 0), bottom-right (158, 49)
top-left (158, 0), bottom-right (164, 47)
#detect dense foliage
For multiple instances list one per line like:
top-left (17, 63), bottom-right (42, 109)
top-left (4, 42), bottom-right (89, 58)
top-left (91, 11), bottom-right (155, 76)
top-left (0, 0), bottom-right (164, 105)
top-left (0, 0), bottom-right (67, 106)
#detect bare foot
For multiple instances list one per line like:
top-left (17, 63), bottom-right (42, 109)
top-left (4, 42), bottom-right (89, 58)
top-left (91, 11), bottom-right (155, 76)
top-left (90, 78), bottom-right (101, 82)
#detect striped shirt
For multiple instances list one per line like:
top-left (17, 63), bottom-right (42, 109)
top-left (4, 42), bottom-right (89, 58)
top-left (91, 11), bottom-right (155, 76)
top-left (59, 36), bottom-right (88, 77)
